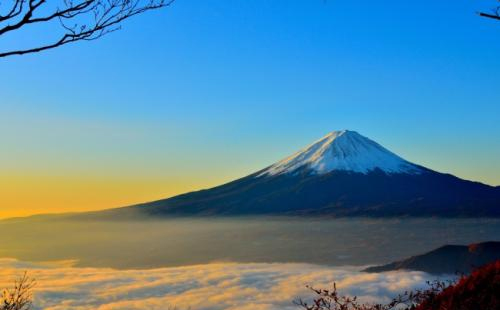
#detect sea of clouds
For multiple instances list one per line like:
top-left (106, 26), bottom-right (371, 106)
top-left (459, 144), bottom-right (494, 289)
top-left (0, 258), bottom-right (440, 310)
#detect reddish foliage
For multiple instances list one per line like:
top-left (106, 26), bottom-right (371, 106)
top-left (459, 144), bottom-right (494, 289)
top-left (296, 260), bottom-right (500, 310)
top-left (416, 260), bottom-right (500, 310)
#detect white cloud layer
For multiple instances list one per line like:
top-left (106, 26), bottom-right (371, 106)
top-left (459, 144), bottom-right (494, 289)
top-left (0, 259), bottom-right (438, 310)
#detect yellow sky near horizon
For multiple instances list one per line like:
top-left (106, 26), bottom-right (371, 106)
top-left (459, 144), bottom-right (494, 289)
top-left (0, 174), bottom-right (231, 219)
top-left (2, 165), bottom-right (499, 219)
top-left (2, 108), bottom-right (499, 220)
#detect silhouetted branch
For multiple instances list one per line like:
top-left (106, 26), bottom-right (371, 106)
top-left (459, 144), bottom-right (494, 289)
top-left (1, 271), bottom-right (35, 310)
top-left (479, 1), bottom-right (500, 21)
top-left (294, 280), bottom-right (453, 310)
top-left (479, 12), bottom-right (500, 21)
top-left (0, 0), bottom-right (174, 57)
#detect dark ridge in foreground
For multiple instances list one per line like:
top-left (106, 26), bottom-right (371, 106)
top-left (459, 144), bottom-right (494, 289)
top-left (363, 241), bottom-right (500, 274)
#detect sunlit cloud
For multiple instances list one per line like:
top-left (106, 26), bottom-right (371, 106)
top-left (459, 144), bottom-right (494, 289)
top-left (0, 259), bottom-right (440, 310)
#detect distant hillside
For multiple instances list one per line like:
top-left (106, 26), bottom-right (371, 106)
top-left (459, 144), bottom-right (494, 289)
top-left (364, 241), bottom-right (500, 274)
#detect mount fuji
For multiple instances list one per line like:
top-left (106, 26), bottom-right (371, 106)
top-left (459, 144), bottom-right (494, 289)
top-left (112, 130), bottom-right (500, 217)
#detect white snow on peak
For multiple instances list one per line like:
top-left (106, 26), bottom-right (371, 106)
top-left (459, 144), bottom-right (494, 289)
top-left (259, 130), bottom-right (422, 176)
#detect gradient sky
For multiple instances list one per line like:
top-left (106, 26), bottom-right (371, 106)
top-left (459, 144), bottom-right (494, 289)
top-left (1, 0), bottom-right (500, 218)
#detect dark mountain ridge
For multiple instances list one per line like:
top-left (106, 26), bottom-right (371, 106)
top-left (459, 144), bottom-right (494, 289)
top-left (364, 241), bottom-right (500, 274)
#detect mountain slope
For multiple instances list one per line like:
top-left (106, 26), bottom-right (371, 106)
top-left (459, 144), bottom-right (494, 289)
top-left (364, 241), bottom-right (500, 274)
top-left (119, 130), bottom-right (500, 217)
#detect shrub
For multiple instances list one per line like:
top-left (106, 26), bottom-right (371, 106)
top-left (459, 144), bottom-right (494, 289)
top-left (295, 260), bottom-right (500, 310)
top-left (1, 272), bottom-right (35, 310)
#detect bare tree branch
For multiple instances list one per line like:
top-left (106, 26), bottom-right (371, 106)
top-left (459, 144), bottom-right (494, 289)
top-left (479, 1), bottom-right (500, 21)
top-left (1, 271), bottom-right (35, 310)
top-left (480, 12), bottom-right (500, 21)
top-left (0, 0), bottom-right (174, 57)
top-left (294, 280), bottom-right (453, 310)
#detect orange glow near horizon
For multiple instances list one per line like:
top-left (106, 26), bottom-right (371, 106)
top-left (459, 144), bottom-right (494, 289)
top-left (0, 174), bottom-right (227, 219)
top-left (2, 165), bottom-right (499, 219)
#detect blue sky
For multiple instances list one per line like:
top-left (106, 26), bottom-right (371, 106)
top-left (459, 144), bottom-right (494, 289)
top-left (0, 0), bottom-right (499, 215)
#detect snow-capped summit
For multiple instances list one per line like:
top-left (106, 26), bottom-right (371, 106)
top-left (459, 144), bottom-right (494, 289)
top-left (259, 130), bottom-right (422, 176)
